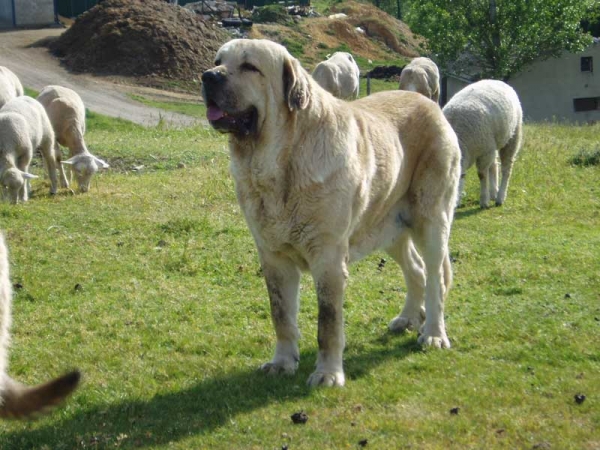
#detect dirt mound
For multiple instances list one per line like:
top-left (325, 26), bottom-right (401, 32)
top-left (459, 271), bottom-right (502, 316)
top-left (50, 0), bottom-right (229, 82)
top-left (330, 1), bottom-right (423, 57)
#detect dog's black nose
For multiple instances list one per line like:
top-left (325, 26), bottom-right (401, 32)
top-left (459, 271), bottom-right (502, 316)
top-left (202, 70), bottom-right (225, 86)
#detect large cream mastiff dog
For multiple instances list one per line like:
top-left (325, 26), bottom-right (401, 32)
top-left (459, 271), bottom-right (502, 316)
top-left (202, 39), bottom-right (461, 387)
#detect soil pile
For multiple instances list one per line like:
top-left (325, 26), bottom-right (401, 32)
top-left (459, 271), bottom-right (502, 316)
top-left (50, 0), bottom-right (229, 82)
top-left (330, 1), bottom-right (423, 57)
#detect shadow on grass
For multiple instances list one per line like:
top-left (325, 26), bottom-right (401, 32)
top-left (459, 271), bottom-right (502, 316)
top-left (2, 336), bottom-right (419, 448)
top-left (454, 203), bottom-right (485, 220)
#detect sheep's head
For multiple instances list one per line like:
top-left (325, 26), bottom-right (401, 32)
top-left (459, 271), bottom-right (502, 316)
top-left (62, 154), bottom-right (110, 193)
top-left (0, 168), bottom-right (38, 204)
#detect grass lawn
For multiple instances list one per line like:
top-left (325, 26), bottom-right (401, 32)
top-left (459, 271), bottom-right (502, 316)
top-left (0, 109), bottom-right (598, 449)
top-left (128, 94), bottom-right (207, 119)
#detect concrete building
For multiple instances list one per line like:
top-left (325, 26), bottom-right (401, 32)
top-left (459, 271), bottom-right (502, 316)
top-left (443, 40), bottom-right (600, 123)
top-left (0, 0), bottom-right (56, 28)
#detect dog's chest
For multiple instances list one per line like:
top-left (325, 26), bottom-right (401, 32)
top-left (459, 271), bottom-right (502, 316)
top-left (233, 160), bottom-right (300, 250)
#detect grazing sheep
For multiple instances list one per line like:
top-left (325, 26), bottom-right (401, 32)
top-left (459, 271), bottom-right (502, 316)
top-left (312, 52), bottom-right (360, 100)
top-left (398, 57), bottom-right (440, 103)
top-left (0, 97), bottom-right (60, 203)
top-left (37, 85), bottom-right (109, 193)
top-left (442, 79), bottom-right (523, 208)
top-left (0, 113), bottom-right (39, 204)
top-left (0, 232), bottom-right (80, 418)
top-left (0, 66), bottom-right (24, 109)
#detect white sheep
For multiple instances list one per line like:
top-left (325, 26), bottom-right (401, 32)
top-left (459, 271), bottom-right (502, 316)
top-left (442, 79), bottom-right (523, 208)
top-left (0, 232), bottom-right (80, 418)
top-left (398, 57), bottom-right (440, 103)
top-left (0, 66), bottom-right (24, 109)
top-left (312, 52), bottom-right (360, 100)
top-left (0, 97), bottom-right (59, 203)
top-left (37, 85), bottom-right (109, 193)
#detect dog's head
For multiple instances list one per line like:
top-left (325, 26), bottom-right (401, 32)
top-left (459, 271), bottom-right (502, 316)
top-left (201, 39), bottom-right (311, 139)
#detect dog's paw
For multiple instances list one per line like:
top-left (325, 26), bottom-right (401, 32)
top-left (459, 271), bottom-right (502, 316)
top-left (417, 333), bottom-right (451, 349)
top-left (260, 359), bottom-right (298, 376)
top-left (306, 370), bottom-right (345, 387)
top-left (388, 311), bottom-right (425, 333)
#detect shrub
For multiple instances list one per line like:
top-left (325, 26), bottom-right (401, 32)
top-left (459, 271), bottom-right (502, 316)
top-left (570, 148), bottom-right (600, 166)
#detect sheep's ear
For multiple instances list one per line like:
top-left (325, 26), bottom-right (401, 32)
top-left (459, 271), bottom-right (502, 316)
top-left (61, 156), bottom-right (78, 165)
top-left (21, 171), bottom-right (38, 180)
top-left (283, 55), bottom-right (310, 111)
top-left (94, 157), bottom-right (110, 169)
top-left (62, 155), bottom-right (86, 165)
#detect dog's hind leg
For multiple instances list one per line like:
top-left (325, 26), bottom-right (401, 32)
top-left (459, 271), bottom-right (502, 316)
top-left (414, 219), bottom-right (452, 349)
top-left (307, 246), bottom-right (348, 387)
top-left (259, 252), bottom-right (302, 376)
top-left (386, 233), bottom-right (426, 334)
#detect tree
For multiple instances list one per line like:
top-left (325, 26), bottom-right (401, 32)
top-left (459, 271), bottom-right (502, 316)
top-left (581, 2), bottom-right (600, 37)
top-left (405, 0), bottom-right (594, 80)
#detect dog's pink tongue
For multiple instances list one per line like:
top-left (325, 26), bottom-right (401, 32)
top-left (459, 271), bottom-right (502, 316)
top-left (207, 105), bottom-right (225, 121)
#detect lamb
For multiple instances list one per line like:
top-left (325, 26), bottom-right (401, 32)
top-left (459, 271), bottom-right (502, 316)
top-left (398, 57), bottom-right (440, 103)
top-left (312, 52), bottom-right (361, 100)
top-left (0, 96), bottom-right (59, 203)
top-left (0, 66), bottom-right (24, 109)
top-left (442, 79), bottom-right (523, 208)
top-left (0, 231), bottom-right (80, 418)
top-left (37, 85), bottom-right (109, 193)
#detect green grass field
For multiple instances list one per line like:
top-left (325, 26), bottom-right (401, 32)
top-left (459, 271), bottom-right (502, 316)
top-left (0, 107), bottom-right (598, 449)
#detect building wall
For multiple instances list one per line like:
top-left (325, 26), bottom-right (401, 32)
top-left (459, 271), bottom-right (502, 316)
top-left (445, 43), bottom-right (600, 123)
top-left (14, 0), bottom-right (54, 26)
top-left (509, 43), bottom-right (600, 123)
top-left (0, 0), bottom-right (14, 28)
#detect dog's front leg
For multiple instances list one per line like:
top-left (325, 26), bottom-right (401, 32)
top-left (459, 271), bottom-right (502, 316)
top-left (307, 250), bottom-right (348, 387)
top-left (259, 252), bottom-right (302, 376)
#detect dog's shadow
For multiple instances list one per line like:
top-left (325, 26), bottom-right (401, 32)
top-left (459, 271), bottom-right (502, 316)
top-left (2, 335), bottom-right (419, 448)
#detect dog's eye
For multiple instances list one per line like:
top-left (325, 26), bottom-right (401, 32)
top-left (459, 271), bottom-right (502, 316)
top-left (241, 62), bottom-right (260, 73)
top-left (214, 59), bottom-right (221, 66)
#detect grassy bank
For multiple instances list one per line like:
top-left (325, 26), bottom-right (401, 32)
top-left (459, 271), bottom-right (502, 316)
top-left (0, 113), bottom-right (598, 449)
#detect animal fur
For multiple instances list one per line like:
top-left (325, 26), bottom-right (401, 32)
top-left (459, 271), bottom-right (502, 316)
top-left (0, 232), bottom-right (80, 418)
top-left (202, 39), bottom-right (461, 387)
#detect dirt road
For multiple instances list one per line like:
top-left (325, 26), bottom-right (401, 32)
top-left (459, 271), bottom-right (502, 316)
top-left (0, 28), bottom-right (206, 128)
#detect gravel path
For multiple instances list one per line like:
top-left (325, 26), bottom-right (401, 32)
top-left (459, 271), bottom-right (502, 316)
top-left (0, 28), bottom-right (207, 128)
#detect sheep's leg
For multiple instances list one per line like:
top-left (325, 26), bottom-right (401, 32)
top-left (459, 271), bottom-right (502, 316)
top-left (488, 157), bottom-right (498, 201)
top-left (55, 141), bottom-right (69, 189)
top-left (415, 219), bottom-right (452, 349)
top-left (476, 152), bottom-right (496, 208)
top-left (259, 251), bottom-right (301, 378)
top-left (16, 153), bottom-right (31, 202)
top-left (39, 138), bottom-right (58, 195)
top-left (387, 233), bottom-right (426, 333)
top-left (456, 173), bottom-right (466, 208)
top-left (496, 122), bottom-right (523, 206)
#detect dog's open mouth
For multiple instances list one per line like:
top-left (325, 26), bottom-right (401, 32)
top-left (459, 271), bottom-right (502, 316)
top-left (206, 102), bottom-right (257, 137)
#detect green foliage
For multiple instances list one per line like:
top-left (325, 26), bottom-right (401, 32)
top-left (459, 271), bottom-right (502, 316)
top-left (570, 148), bottom-right (600, 166)
top-left (282, 38), bottom-right (305, 57)
top-left (581, 1), bottom-right (600, 36)
top-left (252, 5), bottom-right (292, 24)
top-left (405, 0), bottom-right (594, 80)
top-left (367, 0), bottom-right (405, 19)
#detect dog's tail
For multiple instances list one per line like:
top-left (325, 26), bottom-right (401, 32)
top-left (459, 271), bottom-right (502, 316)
top-left (0, 370), bottom-right (80, 419)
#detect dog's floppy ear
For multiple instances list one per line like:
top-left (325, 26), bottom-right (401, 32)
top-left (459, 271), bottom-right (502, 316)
top-left (283, 55), bottom-right (310, 111)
